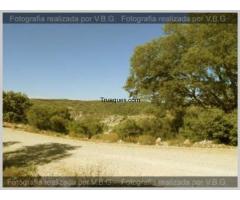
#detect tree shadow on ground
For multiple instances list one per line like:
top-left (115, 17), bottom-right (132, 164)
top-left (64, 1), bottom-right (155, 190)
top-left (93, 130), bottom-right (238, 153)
top-left (3, 141), bottom-right (20, 147)
top-left (3, 143), bottom-right (81, 170)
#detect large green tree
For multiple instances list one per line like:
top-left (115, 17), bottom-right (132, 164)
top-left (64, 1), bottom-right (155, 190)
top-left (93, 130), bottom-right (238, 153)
top-left (125, 23), bottom-right (237, 112)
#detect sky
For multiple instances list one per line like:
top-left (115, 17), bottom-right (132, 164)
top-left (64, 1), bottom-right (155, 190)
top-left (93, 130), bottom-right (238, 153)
top-left (3, 24), bottom-right (164, 100)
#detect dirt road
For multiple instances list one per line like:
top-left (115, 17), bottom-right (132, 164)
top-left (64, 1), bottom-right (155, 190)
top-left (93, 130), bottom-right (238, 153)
top-left (3, 128), bottom-right (238, 176)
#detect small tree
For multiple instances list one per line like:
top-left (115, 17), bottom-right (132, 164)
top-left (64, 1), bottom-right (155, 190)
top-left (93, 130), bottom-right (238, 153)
top-left (3, 91), bottom-right (32, 123)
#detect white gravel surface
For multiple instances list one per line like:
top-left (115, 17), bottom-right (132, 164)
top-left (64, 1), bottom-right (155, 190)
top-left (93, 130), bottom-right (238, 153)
top-left (3, 128), bottom-right (238, 176)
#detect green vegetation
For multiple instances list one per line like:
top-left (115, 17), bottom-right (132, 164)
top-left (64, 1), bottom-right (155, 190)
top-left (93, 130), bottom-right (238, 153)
top-left (68, 116), bottom-right (104, 139)
top-left (125, 23), bottom-right (237, 113)
top-left (115, 119), bottom-right (142, 140)
top-left (27, 104), bottom-right (71, 133)
top-left (3, 21), bottom-right (237, 146)
top-left (31, 98), bottom-right (156, 116)
top-left (137, 118), bottom-right (161, 137)
top-left (123, 22), bottom-right (237, 145)
top-left (3, 91), bottom-right (32, 123)
top-left (180, 106), bottom-right (237, 145)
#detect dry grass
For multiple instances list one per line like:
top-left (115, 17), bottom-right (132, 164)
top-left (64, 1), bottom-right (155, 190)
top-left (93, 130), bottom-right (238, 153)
top-left (3, 165), bottom-right (38, 177)
top-left (91, 133), bottom-right (119, 143)
top-left (64, 164), bottom-right (108, 176)
top-left (138, 135), bottom-right (155, 145)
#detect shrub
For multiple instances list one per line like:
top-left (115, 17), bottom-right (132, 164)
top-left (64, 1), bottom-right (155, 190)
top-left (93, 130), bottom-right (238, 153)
top-left (114, 116), bottom-right (178, 142)
top-left (50, 115), bottom-right (68, 133)
top-left (157, 109), bottom-right (185, 139)
top-left (68, 117), bottom-right (104, 139)
top-left (115, 119), bottom-right (142, 139)
top-left (3, 112), bottom-right (19, 123)
top-left (136, 117), bottom-right (171, 139)
top-left (136, 114), bottom-right (181, 140)
top-left (180, 106), bottom-right (237, 145)
top-left (27, 104), bottom-right (71, 133)
top-left (138, 135), bottom-right (155, 145)
top-left (27, 105), bottom-right (52, 130)
top-left (3, 91), bottom-right (32, 123)
top-left (68, 121), bottom-right (84, 135)
top-left (225, 110), bottom-right (237, 146)
top-left (137, 118), bottom-right (159, 136)
top-left (158, 117), bottom-right (173, 139)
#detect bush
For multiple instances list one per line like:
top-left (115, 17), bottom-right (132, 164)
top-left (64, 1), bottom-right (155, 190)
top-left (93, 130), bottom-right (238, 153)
top-left (68, 121), bottom-right (84, 136)
top-left (180, 106), bottom-right (237, 145)
top-left (138, 135), bottom-right (155, 145)
top-left (3, 91), bottom-right (32, 123)
top-left (137, 118), bottom-right (160, 136)
top-left (50, 115), bottom-right (68, 133)
top-left (114, 116), bottom-right (179, 142)
top-left (3, 112), bottom-right (19, 123)
top-left (68, 117), bottom-right (104, 139)
top-left (136, 114), bottom-right (181, 140)
top-left (27, 105), bottom-right (52, 130)
top-left (27, 104), bottom-right (71, 133)
top-left (156, 109), bottom-right (185, 139)
top-left (225, 110), bottom-right (237, 146)
top-left (115, 119), bottom-right (142, 139)
top-left (136, 117), bottom-right (174, 139)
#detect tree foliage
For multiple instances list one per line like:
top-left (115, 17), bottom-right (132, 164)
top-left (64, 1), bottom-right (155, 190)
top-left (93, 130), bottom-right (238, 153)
top-left (3, 91), bottom-right (32, 123)
top-left (125, 23), bottom-right (237, 112)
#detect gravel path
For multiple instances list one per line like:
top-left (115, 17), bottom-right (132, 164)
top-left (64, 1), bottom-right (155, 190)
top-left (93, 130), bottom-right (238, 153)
top-left (3, 128), bottom-right (238, 176)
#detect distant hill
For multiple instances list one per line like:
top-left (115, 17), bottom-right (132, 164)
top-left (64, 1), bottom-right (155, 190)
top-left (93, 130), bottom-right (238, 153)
top-left (31, 99), bottom-right (157, 117)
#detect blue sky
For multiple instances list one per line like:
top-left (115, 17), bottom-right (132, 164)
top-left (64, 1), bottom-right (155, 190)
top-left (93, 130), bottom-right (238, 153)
top-left (4, 24), bottom-right (164, 100)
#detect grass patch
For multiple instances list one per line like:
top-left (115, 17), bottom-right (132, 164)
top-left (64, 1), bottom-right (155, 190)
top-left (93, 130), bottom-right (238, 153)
top-left (138, 135), bottom-right (155, 145)
top-left (91, 133), bottom-right (119, 143)
top-left (3, 165), bottom-right (38, 177)
top-left (167, 135), bottom-right (187, 146)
